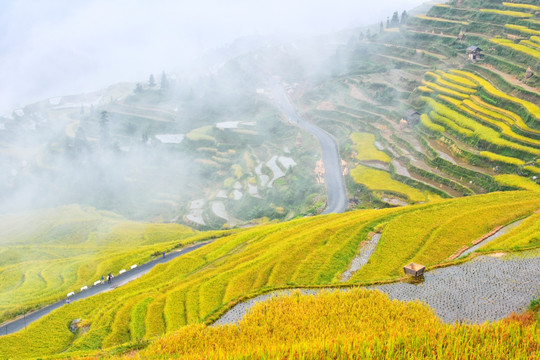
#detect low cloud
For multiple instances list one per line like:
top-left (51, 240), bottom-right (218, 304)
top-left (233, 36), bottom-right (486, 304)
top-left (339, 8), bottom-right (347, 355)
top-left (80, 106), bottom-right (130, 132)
top-left (0, 0), bottom-right (427, 113)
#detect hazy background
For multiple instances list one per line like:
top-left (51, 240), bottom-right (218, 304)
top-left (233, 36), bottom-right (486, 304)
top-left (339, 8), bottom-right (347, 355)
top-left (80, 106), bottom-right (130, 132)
top-left (0, 0), bottom-right (429, 114)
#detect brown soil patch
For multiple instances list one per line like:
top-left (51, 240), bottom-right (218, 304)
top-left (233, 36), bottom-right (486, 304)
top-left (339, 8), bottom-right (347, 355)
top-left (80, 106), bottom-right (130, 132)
top-left (503, 311), bottom-right (536, 326)
top-left (316, 101), bottom-right (335, 111)
top-left (480, 63), bottom-right (539, 93)
top-left (349, 85), bottom-right (376, 104)
top-left (489, 252), bottom-right (506, 258)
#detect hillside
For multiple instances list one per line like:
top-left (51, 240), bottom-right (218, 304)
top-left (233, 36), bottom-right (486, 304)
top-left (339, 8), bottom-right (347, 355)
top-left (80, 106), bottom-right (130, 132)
top-left (2, 0), bottom-right (539, 227)
top-left (0, 0), bottom-right (540, 358)
top-left (115, 289), bottom-right (539, 359)
top-left (286, 0), bottom-right (540, 208)
top-left (0, 190), bottom-right (538, 359)
top-left (0, 205), bottom-right (198, 324)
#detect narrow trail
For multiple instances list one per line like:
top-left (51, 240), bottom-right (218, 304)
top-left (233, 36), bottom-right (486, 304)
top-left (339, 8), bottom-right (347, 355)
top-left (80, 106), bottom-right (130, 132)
top-left (479, 63), bottom-right (540, 93)
top-left (0, 241), bottom-right (211, 337)
top-left (372, 53), bottom-right (431, 68)
top-left (103, 108), bottom-right (174, 123)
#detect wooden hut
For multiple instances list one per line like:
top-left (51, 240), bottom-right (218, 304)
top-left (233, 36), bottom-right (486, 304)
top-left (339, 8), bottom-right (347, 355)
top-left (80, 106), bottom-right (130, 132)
top-left (467, 46), bottom-right (483, 61)
top-left (403, 262), bottom-right (426, 277)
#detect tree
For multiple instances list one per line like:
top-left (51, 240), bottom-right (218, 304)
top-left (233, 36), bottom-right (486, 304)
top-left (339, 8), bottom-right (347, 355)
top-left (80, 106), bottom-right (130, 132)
top-left (134, 83), bottom-right (143, 94)
top-left (386, 16), bottom-right (390, 28)
top-left (148, 74), bottom-right (156, 87)
top-left (160, 71), bottom-right (169, 89)
top-left (391, 11), bottom-right (400, 27)
top-left (74, 127), bottom-right (89, 154)
top-left (380, 21), bottom-right (384, 33)
top-left (99, 110), bottom-right (110, 147)
top-left (401, 10), bottom-right (408, 25)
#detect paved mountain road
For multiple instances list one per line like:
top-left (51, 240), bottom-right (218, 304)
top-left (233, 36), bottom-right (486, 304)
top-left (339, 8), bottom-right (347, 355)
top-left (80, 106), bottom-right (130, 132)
top-left (271, 83), bottom-right (348, 214)
top-left (1, 81), bottom-right (349, 337)
top-left (0, 241), bottom-right (211, 336)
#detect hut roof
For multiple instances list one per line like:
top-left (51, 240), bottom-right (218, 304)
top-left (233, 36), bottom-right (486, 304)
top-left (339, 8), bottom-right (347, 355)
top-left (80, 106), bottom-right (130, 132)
top-left (467, 45), bottom-right (482, 52)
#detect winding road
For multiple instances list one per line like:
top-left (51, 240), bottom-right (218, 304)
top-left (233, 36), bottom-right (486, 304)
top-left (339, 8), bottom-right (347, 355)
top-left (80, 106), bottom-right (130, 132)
top-left (0, 241), bottom-right (211, 337)
top-left (2, 81), bottom-right (347, 337)
top-left (271, 82), bottom-right (348, 214)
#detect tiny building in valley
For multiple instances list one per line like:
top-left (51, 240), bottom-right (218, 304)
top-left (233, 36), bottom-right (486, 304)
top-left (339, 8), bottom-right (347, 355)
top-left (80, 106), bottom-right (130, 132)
top-left (406, 109), bottom-right (421, 125)
top-left (467, 46), bottom-right (483, 61)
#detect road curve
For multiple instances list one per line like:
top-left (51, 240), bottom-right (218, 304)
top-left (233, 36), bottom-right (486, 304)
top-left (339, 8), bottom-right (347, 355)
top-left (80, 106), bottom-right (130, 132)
top-left (1, 83), bottom-right (348, 337)
top-left (271, 83), bottom-right (348, 214)
top-left (0, 241), bottom-right (211, 337)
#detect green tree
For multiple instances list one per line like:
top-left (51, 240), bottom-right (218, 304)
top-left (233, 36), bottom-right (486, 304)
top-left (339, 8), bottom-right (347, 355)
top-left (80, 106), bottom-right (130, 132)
top-left (391, 11), bottom-right (399, 27)
top-left (401, 10), bottom-right (408, 25)
top-left (148, 74), bottom-right (156, 87)
top-left (74, 127), bottom-right (89, 154)
top-left (160, 71), bottom-right (170, 89)
top-left (99, 110), bottom-right (110, 147)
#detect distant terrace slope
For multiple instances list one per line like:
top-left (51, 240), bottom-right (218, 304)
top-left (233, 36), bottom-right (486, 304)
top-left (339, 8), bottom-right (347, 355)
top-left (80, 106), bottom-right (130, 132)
top-left (296, 0), bottom-right (540, 209)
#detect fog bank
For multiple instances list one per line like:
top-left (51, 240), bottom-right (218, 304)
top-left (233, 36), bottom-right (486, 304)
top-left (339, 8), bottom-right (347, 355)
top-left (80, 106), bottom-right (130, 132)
top-left (0, 0), bottom-right (429, 114)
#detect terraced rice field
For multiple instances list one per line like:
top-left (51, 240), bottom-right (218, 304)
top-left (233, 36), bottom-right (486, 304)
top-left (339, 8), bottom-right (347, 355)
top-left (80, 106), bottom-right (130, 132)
top-left (480, 9), bottom-right (533, 18)
top-left (419, 69), bottom-right (540, 183)
top-left (350, 132), bottom-right (391, 163)
top-left (0, 205), bottom-right (197, 323)
top-left (350, 164), bottom-right (436, 203)
top-left (503, 2), bottom-right (540, 11)
top-left (216, 249), bottom-right (540, 325)
top-left (491, 38), bottom-right (540, 61)
top-left (0, 191), bottom-right (538, 359)
top-left (485, 212), bottom-right (540, 250)
top-left (495, 174), bottom-right (540, 191)
top-left (4, 1), bottom-right (540, 358)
